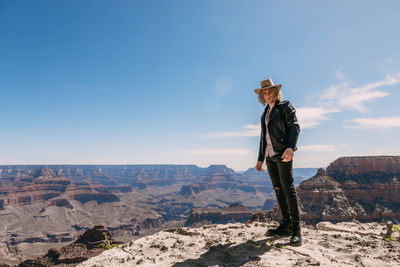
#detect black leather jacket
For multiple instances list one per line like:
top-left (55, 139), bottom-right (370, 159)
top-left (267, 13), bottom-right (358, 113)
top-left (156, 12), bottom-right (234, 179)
top-left (258, 100), bottom-right (300, 163)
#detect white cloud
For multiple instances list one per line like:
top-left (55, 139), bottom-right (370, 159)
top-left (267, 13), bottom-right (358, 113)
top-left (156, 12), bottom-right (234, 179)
top-left (178, 148), bottom-right (251, 156)
top-left (338, 90), bottom-right (388, 113)
top-left (296, 107), bottom-right (339, 129)
top-left (344, 117), bottom-right (400, 130)
top-left (321, 83), bottom-right (350, 100)
top-left (299, 145), bottom-right (336, 152)
top-left (204, 124), bottom-right (260, 137)
top-left (321, 73), bottom-right (400, 113)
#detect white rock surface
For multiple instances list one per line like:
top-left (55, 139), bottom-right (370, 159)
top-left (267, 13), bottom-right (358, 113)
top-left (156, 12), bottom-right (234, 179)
top-left (77, 221), bottom-right (400, 267)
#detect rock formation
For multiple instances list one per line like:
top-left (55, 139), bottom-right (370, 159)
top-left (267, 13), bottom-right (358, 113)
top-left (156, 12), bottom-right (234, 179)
top-left (178, 165), bottom-right (265, 196)
top-left (296, 171), bottom-right (360, 223)
top-left (326, 156), bottom-right (400, 183)
top-left (184, 202), bottom-right (257, 227)
top-left (18, 225), bottom-right (122, 267)
top-left (256, 157), bottom-right (400, 224)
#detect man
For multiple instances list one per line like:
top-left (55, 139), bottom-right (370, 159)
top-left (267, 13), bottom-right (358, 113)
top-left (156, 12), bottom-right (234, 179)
top-left (254, 78), bottom-right (302, 245)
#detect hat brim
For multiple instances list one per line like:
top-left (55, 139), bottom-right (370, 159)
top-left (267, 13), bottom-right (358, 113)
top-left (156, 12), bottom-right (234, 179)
top-left (254, 84), bottom-right (282, 95)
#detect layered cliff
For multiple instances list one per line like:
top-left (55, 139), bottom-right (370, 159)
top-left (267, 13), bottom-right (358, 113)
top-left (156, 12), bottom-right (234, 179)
top-left (261, 157), bottom-right (400, 223)
top-left (326, 156), bottom-right (400, 183)
top-left (254, 156), bottom-right (400, 224)
top-left (296, 170), bottom-right (361, 223)
top-left (325, 156), bottom-right (400, 221)
top-left (0, 167), bottom-right (123, 208)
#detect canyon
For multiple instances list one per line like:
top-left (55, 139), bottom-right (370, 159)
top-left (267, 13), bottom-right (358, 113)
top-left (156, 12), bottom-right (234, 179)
top-left (1, 164), bottom-right (316, 265)
top-left (4, 156), bottom-right (400, 265)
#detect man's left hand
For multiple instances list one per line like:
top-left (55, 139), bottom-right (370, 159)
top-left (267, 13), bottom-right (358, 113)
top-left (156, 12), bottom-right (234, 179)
top-left (281, 148), bottom-right (294, 162)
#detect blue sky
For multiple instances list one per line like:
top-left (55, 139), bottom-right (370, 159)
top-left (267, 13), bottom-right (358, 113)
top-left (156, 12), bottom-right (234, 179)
top-left (1, 0), bottom-right (400, 170)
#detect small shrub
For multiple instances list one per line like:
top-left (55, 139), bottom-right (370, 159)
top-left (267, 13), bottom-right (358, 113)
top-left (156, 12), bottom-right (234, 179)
top-left (385, 236), bottom-right (394, 241)
top-left (96, 232), bottom-right (117, 250)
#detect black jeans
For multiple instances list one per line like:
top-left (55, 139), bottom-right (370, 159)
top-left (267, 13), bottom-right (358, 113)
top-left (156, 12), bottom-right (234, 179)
top-left (266, 153), bottom-right (300, 224)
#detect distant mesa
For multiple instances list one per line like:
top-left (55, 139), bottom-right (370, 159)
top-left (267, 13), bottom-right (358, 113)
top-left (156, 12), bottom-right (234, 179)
top-left (326, 156), bottom-right (400, 183)
top-left (178, 165), bottom-right (264, 196)
top-left (205, 164), bottom-right (236, 174)
top-left (262, 198), bottom-right (276, 210)
top-left (32, 167), bottom-right (56, 178)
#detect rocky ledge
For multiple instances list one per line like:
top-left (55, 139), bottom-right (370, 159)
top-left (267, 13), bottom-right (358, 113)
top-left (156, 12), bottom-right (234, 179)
top-left (76, 220), bottom-right (400, 267)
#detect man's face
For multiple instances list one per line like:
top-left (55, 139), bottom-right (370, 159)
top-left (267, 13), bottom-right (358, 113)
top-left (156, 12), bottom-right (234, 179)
top-left (262, 88), bottom-right (275, 104)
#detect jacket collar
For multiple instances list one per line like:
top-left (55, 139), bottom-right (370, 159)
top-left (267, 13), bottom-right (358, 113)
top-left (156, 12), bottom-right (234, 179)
top-left (264, 100), bottom-right (280, 110)
top-left (265, 100), bottom-right (279, 122)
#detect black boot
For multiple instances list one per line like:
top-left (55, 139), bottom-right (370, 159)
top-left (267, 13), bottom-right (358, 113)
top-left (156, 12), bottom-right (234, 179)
top-left (290, 222), bottom-right (302, 245)
top-left (266, 219), bottom-right (292, 236)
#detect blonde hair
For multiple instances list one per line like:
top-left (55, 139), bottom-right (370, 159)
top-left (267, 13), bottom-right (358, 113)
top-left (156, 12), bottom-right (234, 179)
top-left (257, 87), bottom-right (282, 106)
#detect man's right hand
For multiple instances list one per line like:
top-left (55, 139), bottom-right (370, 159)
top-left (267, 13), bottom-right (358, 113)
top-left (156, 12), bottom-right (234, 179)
top-left (256, 161), bottom-right (264, 172)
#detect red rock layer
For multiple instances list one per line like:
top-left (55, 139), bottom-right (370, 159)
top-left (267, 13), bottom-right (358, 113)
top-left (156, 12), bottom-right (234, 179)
top-left (326, 156), bottom-right (400, 183)
top-left (0, 168), bottom-right (124, 208)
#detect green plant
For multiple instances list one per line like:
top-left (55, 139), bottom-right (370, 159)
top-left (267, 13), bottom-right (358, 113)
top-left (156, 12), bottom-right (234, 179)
top-left (384, 235), bottom-right (395, 241)
top-left (266, 240), bottom-right (288, 249)
top-left (96, 232), bottom-right (117, 250)
top-left (384, 224), bottom-right (400, 242)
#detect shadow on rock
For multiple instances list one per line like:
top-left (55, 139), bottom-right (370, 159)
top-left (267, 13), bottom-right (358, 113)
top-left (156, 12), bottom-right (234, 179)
top-left (172, 237), bottom-right (284, 267)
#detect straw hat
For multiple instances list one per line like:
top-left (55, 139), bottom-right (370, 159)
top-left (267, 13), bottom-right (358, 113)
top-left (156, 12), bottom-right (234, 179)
top-left (254, 78), bottom-right (282, 95)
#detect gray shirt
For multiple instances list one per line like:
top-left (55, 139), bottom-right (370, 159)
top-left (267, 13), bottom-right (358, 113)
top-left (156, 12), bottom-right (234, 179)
top-left (265, 107), bottom-right (278, 158)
